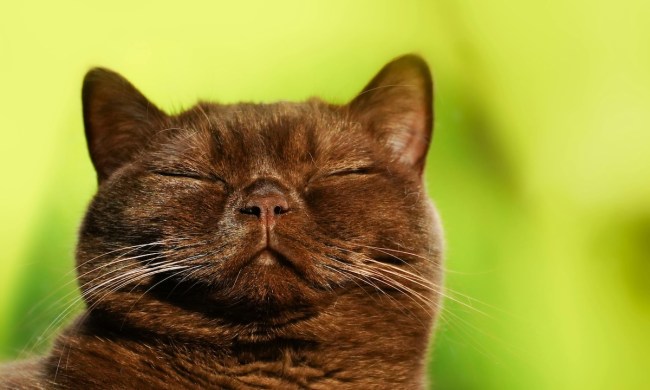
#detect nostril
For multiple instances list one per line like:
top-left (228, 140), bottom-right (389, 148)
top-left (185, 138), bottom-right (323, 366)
top-left (273, 205), bottom-right (288, 215)
top-left (240, 205), bottom-right (262, 217)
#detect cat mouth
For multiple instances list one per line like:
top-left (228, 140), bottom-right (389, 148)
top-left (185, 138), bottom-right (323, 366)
top-left (252, 248), bottom-right (286, 266)
top-left (249, 247), bottom-right (305, 278)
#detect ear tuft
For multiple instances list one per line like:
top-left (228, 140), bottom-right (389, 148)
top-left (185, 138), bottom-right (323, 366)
top-left (349, 54), bottom-right (433, 173)
top-left (82, 68), bottom-right (166, 182)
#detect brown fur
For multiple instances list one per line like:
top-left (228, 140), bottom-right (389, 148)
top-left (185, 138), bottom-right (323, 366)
top-left (1, 55), bottom-right (443, 389)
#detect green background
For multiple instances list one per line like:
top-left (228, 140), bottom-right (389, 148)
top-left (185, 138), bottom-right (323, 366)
top-left (1, 1), bottom-right (649, 388)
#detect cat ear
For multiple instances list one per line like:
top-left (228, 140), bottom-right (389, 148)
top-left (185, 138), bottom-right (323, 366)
top-left (348, 55), bottom-right (433, 173)
top-left (82, 68), bottom-right (167, 182)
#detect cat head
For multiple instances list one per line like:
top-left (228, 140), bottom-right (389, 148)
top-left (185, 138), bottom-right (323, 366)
top-left (76, 55), bottom-right (443, 339)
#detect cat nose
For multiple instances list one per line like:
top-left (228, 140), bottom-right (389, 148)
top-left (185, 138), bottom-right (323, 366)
top-left (239, 180), bottom-right (290, 229)
top-left (240, 195), bottom-right (289, 219)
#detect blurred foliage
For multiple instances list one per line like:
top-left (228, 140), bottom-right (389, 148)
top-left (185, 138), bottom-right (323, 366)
top-left (1, 1), bottom-right (649, 389)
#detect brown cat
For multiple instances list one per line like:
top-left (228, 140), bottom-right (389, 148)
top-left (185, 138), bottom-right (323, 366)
top-left (1, 54), bottom-right (444, 389)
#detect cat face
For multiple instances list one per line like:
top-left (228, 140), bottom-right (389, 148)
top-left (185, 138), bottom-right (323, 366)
top-left (75, 56), bottom-right (442, 336)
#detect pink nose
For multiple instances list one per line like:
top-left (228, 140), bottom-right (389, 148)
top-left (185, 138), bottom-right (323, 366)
top-left (240, 194), bottom-right (289, 225)
top-left (239, 181), bottom-right (290, 230)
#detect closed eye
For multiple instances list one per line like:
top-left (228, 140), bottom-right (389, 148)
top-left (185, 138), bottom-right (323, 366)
top-left (153, 170), bottom-right (227, 184)
top-left (154, 170), bottom-right (204, 179)
top-left (326, 167), bottom-right (375, 177)
top-left (305, 166), bottom-right (379, 191)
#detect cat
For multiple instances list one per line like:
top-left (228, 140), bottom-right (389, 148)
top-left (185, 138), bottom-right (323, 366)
top-left (0, 54), bottom-right (444, 389)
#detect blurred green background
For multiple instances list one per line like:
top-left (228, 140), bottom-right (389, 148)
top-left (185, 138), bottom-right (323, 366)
top-left (1, 1), bottom-right (649, 388)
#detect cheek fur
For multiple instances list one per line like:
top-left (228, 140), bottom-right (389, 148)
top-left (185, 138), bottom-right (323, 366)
top-left (305, 176), bottom-right (421, 244)
top-left (107, 176), bottom-right (229, 240)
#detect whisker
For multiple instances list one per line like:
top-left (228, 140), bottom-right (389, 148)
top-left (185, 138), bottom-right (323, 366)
top-left (339, 265), bottom-right (436, 317)
top-left (322, 264), bottom-right (429, 327)
top-left (23, 238), bottom-right (197, 319)
top-left (124, 263), bottom-right (206, 317)
top-left (358, 259), bottom-right (490, 318)
top-left (24, 241), bottom-right (206, 354)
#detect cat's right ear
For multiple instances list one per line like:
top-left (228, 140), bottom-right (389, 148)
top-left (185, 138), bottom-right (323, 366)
top-left (348, 55), bottom-right (433, 174)
top-left (82, 68), bottom-right (167, 183)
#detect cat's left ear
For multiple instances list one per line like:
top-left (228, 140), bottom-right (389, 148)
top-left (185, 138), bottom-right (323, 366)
top-left (348, 54), bottom-right (433, 173)
top-left (82, 68), bottom-right (167, 183)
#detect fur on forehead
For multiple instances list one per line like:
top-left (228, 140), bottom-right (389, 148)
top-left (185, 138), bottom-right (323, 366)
top-left (167, 100), bottom-right (377, 165)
